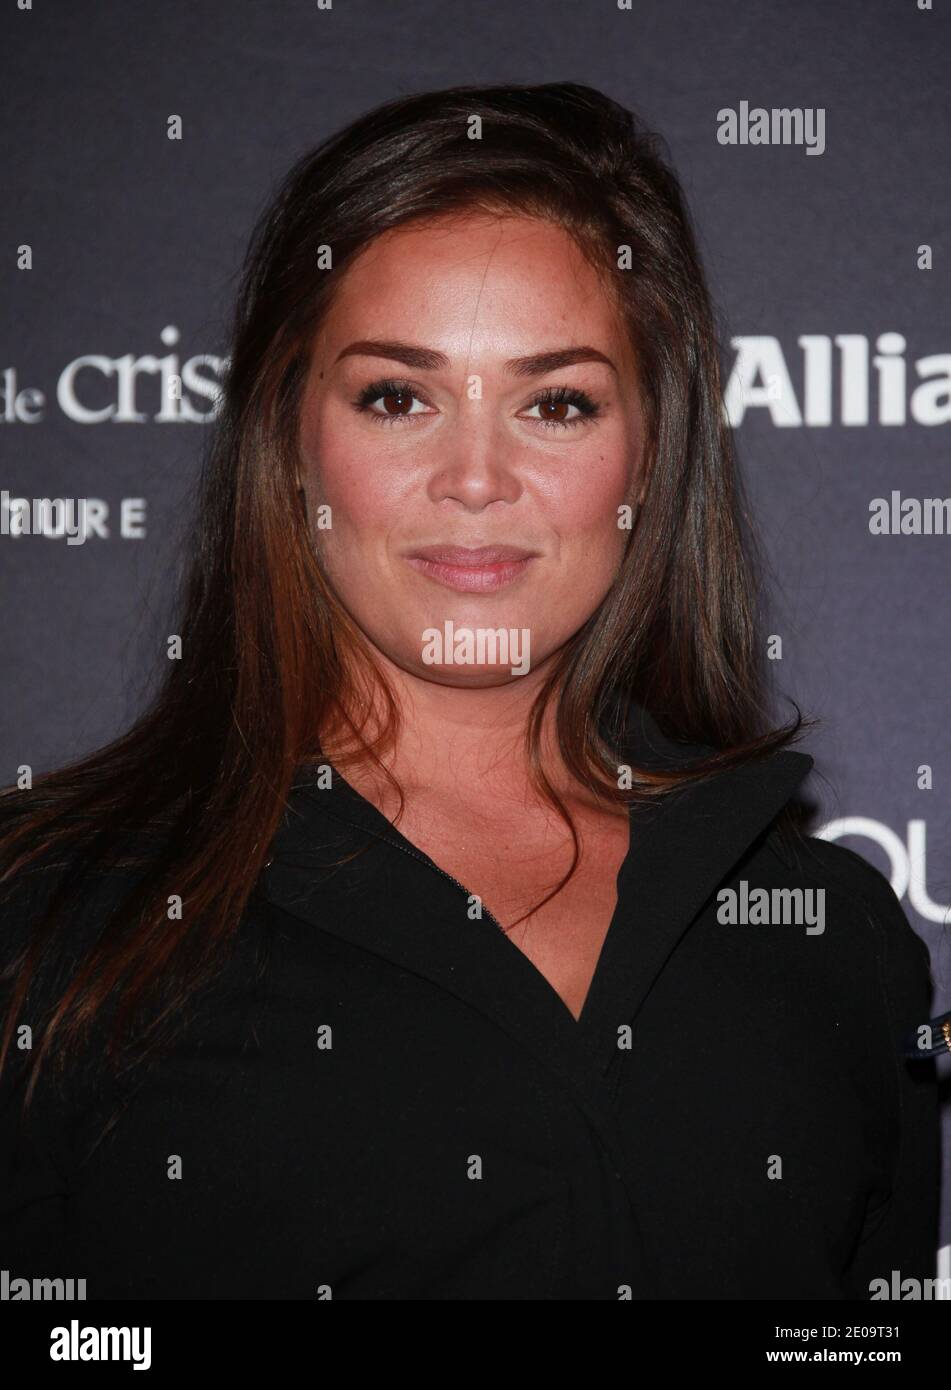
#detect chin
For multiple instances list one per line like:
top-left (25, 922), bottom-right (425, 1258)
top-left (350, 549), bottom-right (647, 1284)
top-left (411, 663), bottom-right (533, 687)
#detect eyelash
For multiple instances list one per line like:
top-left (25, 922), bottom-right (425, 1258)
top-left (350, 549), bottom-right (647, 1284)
top-left (351, 378), bottom-right (601, 430)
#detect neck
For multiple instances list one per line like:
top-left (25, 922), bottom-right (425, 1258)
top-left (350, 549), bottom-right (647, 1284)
top-left (316, 653), bottom-right (608, 817)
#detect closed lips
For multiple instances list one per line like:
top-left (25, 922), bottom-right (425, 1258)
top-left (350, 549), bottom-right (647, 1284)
top-left (404, 545), bottom-right (538, 593)
top-left (407, 545), bottom-right (538, 564)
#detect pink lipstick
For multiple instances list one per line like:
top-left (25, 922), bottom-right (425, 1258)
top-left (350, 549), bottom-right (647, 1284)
top-left (405, 544), bottom-right (538, 594)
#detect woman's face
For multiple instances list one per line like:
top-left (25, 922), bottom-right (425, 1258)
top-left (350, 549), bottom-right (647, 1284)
top-left (297, 211), bottom-right (644, 685)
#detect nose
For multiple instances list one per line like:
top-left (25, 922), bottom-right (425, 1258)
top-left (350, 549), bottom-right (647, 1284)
top-left (426, 406), bottom-right (523, 510)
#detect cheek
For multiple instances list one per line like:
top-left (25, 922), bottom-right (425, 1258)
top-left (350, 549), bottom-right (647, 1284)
top-left (540, 441), bottom-right (634, 543)
top-left (538, 447), bottom-right (634, 606)
top-left (303, 417), bottom-right (406, 543)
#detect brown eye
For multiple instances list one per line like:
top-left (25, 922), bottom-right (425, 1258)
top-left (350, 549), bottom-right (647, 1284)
top-left (522, 386), bottom-right (600, 430)
top-left (380, 388), bottom-right (414, 416)
top-left (354, 379), bottom-right (431, 425)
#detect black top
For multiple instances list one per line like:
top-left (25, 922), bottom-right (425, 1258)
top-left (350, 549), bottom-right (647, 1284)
top-left (0, 700), bottom-right (940, 1299)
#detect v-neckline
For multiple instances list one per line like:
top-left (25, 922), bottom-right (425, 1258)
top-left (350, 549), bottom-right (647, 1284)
top-left (310, 762), bottom-right (641, 1031)
top-left (260, 701), bottom-right (815, 1264)
top-left (264, 698), bottom-right (814, 1084)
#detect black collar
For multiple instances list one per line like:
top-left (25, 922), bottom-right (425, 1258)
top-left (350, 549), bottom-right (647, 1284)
top-left (257, 696), bottom-right (813, 1263)
top-left (260, 696), bottom-right (813, 1071)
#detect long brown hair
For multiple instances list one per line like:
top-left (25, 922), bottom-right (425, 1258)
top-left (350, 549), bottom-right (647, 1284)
top-left (1, 80), bottom-right (813, 1106)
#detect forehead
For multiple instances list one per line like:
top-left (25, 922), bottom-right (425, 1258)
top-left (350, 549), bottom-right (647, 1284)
top-left (319, 211), bottom-right (628, 354)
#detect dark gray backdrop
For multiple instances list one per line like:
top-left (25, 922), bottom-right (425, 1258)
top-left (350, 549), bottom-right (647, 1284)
top-left (2, 0), bottom-right (949, 1267)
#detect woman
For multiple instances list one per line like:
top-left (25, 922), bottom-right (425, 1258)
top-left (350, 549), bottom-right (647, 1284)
top-left (0, 81), bottom-right (940, 1300)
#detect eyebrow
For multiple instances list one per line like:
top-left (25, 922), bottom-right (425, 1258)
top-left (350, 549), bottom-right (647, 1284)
top-left (334, 339), bottom-right (617, 377)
